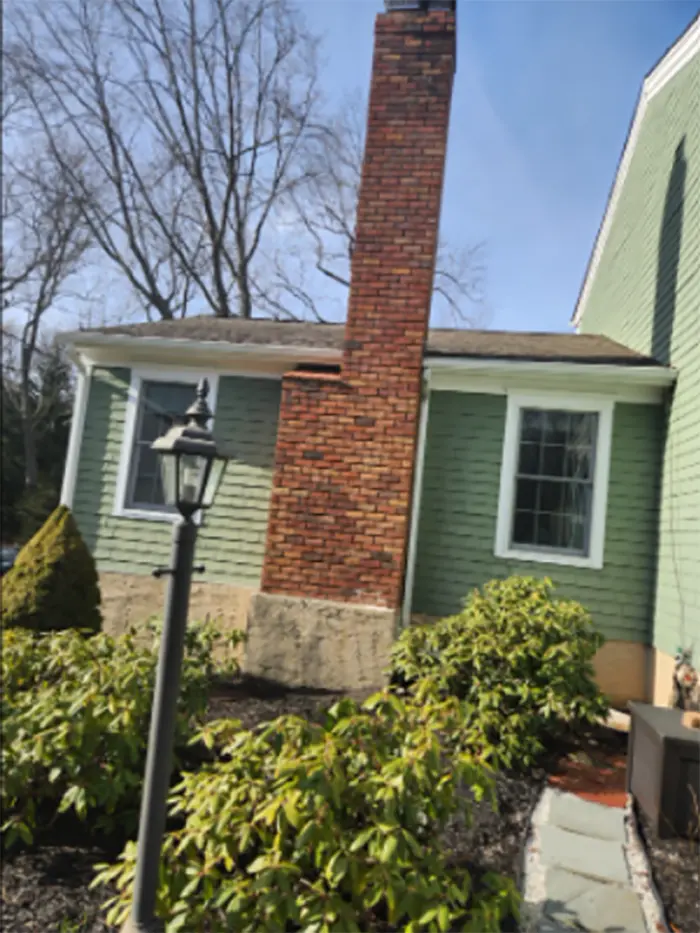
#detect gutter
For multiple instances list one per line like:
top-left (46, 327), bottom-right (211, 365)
top-left (425, 356), bottom-right (677, 386)
top-left (59, 331), bottom-right (343, 368)
top-left (401, 371), bottom-right (432, 632)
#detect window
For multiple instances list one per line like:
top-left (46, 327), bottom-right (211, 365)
top-left (495, 394), bottom-right (613, 569)
top-left (127, 381), bottom-right (197, 510)
top-left (114, 371), bottom-right (219, 521)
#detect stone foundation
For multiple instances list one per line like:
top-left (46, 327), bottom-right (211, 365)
top-left (244, 592), bottom-right (397, 692)
top-left (592, 640), bottom-right (649, 707)
top-left (98, 572), bottom-right (253, 662)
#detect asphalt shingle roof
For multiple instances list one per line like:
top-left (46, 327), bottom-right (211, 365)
top-left (75, 316), bottom-right (661, 366)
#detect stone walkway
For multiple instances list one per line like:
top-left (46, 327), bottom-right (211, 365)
top-left (522, 787), bottom-right (657, 932)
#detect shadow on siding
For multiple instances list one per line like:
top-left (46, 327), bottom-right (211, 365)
top-left (651, 136), bottom-right (686, 366)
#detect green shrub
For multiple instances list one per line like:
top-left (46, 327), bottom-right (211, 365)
top-left (94, 683), bottom-right (519, 933)
top-left (1, 504), bottom-right (101, 634)
top-left (0, 619), bottom-right (242, 850)
top-left (390, 576), bottom-right (609, 769)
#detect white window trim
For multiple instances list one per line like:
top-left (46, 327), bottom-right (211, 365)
top-left (113, 368), bottom-right (220, 523)
top-left (494, 392), bottom-right (614, 571)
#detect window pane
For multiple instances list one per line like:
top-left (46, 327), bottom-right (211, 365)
top-left (542, 444), bottom-right (566, 477)
top-left (518, 442), bottom-right (540, 474)
top-left (511, 408), bottom-right (598, 556)
top-left (128, 381), bottom-right (198, 509)
top-left (513, 510), bottom-right (535, 545)
top-left (139, 382), bottom-right (197, 443)
top-left (563, 482), bottom-right (592, 518)
top-left (539, 480), bottom-right (564, 514)
top-left (564, 447), bottom-right (592, 480)
top-left (515, 478), bottom-right (538, 511)
top-left (535, 512), bottom-right (558, 547)
top-left (570, 412), bottom-right (596, 446)
top-left (520, 409), bottom-right (543, 443)
top-left (136, 445), bottom-right (159, 478)
top-left (140, 408), bottom-right (165, 443)
top-left (542, 411), bottom-right (570, 446)
top-left (133, 469), bottom-right (163, 507)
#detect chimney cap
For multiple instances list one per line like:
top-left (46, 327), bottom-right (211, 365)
top-left (384, 1), bottom-right (456, 12)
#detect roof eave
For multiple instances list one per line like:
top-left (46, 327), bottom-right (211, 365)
top-left (425, 356), bottom-right (676, 386)
top-left (59, 331), bottom-right (343, 369)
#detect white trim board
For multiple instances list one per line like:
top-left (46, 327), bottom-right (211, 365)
top-left (60, 362), bottom-right (93, 509)
top-left (494, 392), bottom-right (614, 571)
top-left (572, 15), bottom-right (700, 329)
top-left (61, 333), bottom-right (342, 376)
top-left (427, 359), bottom-right (675, 404)
top-left (113, 368), bottom-right (220, 525)
top-left (401, 372), bottom-right (432, 630)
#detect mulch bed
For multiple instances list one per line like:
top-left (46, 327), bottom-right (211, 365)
top-left (635, 807), bottom-right (700, 933)
top-left (2, 680), bottom-right (696, 932)
top-left (546, 721), bottom-right (628, 807)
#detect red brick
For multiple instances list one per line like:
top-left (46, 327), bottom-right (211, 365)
top-left (260, 5), bottom-right (455, 610)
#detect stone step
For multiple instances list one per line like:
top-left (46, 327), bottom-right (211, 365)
top-left (539, 866), bottom-right (646, 933)
top-left (547, 788), bottom-right (626, 842)
top-left (538, 824), bottom-right (630, 886)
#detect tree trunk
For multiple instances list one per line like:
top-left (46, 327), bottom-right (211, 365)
top-left (238, 279), bottom-right (253, 319)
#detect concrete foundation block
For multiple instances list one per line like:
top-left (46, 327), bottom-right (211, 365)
top-left (244, 592), bottom-right (398, 692)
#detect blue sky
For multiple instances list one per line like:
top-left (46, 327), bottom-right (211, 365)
top-left (305, 0), bottom-right (698, 332)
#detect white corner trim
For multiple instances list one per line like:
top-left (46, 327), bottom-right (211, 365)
top-left (494, 391), bottom-right (614, 571)
top-left (112, 368), bottom-right (220, 523)
top-left (572, 16), bottom-right (700, 328)
top-left (60, 362), bottom-right (93, 508)
top-left (401, 373), bottom-right (432, 631)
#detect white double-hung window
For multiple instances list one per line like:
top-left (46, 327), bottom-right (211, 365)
top-left (114, 370), bottom-right (219, 521)
top-left (495, 393), bottom-right (613, 569)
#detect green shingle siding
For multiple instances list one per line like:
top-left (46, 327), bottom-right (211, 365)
top-left (580, 51), bottom-right (700, 657)
top-left (412, 392), bottom-right (664, 643)
top-left (73, 367), bottom-right (280, 586)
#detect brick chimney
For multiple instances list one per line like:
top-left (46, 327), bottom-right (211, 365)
top-left (245, 0), bottom-right (457, 690)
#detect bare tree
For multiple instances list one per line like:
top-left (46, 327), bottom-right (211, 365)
top-left (6, 0), bottom-right (324, 321)
top-left (271, 91), bottom-right (488, 325)
top-left (2, 148), bottom-right (92, 487)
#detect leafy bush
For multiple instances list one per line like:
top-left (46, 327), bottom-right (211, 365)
top-left (1, 620), bottom-right (243, 850)
top-left (94, 682), bottom-right (519, 933)
top-left (391, 576), bottom-right (609, 769)
top-left (1, 504), bottom-right (101, 634)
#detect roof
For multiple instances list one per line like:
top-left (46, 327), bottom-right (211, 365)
top-left (66, 316), bottom-right (661, 366)
top-left (572, 11), bottom-right (700, 328)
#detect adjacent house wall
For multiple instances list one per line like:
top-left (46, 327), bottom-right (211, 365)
top-left (578, 51), bottom-right (700, 702)
top-left (72, 366), bottom-right (280, 637)
top-left (412, 391), bottom-right (665, 705)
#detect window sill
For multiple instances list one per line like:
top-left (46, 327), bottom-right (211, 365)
top-left (494, 545), bottom-right (603, 571)
top-left (113, 506), bottom-right (179, 523)
top-left (113, 505), bottom-right (204, 526)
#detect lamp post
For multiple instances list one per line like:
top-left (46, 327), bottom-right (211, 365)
top-left (123, 378), bottom-right (228, 933)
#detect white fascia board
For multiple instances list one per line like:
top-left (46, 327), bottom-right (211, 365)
top-left (572, 17), bottom-right (700, 328)
top-left (59, 332), bottom-right (342, 376)
top-left (425, 358), bottom-right (676, 405)
top-left (426, 356), bottom-right (676, 384)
